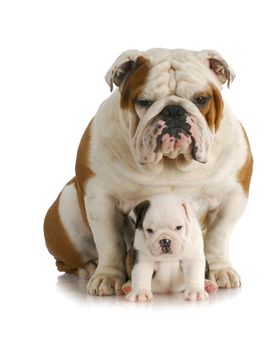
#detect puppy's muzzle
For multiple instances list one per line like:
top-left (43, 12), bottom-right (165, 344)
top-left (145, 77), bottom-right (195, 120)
top-left (159, 238), bottom-right (171, 254)
top-left (149, 233), bottom-right (182, 256)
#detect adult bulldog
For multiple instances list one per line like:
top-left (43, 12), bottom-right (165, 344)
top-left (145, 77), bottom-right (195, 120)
top-left (44, 48), bottom-right (253, 296)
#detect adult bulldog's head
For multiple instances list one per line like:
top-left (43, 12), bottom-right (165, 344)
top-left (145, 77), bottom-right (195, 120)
top-left (105, 48), bottom-right (235, 165)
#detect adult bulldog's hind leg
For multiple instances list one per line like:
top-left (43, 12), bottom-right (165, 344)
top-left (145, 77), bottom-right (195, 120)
top-left (68, 262), bottom-right (97, 280)
top-left (44, 178), bottom-right (98, 278)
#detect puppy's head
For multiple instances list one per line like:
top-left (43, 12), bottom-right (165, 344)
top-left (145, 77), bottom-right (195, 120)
top-left (131, 194), bottom-right (194, 259)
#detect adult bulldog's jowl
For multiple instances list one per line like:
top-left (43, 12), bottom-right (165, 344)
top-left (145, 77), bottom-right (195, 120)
top-left (44, 48), bottom-right (253, 296)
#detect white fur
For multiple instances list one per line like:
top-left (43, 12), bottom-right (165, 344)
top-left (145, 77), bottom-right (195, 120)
top-left (58, 182), bottom-right (97, 263)
top-left (127, 194), bottom-right (208, 302)
top-left (58, 48), bottom-right (249, 295)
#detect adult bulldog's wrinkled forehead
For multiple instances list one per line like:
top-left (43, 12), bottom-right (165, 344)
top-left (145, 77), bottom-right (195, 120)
top-left (137, 50), bottom-right (218, 104)
top-left (105, 48), bottom-right (235, 95)
top-left (143, 48), bottom-right (220, 83)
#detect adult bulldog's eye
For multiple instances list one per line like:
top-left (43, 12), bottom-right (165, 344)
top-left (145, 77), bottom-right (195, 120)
top-left (176, 225), bottom-right (183, 231)
top-left (135, 99), bottom-right (153, 108)
top-left (146, 228), bottom-right (154, 234)
top-left (194, 96), bottom-right (210, 106)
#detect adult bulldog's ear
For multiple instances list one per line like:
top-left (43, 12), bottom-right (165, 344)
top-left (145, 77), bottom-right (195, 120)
top-left (105, 50), bottom-right (143, 92)
top-left (197, 50), bottom-right (236, 88)
top-left (133, 200), bottom-right (150, 230)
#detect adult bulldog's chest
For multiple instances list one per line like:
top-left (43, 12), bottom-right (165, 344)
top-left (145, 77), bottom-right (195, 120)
top-left (115, 164), bottom-right (223, 215)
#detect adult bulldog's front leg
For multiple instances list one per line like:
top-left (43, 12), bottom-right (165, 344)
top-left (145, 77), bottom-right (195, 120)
top-left (85, 184), bottom-right (126, 296)
top-left (204, 191), bottom-right (248, 289)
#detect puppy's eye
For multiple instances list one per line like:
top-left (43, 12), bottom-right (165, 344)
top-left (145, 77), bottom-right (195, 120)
top-left (146, 228), bottom-right (154, 234)
top-left (135, 99), bottom-right (153, 108)
top-left (176, 225), bottom-right (183, 231)
top-left (194, 96), bottom-right (210, 106)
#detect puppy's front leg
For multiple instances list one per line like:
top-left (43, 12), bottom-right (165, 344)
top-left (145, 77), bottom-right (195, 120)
top-left (182, 255), bottom-right (208, 301)
top-left (126, 258), bottom-right (154, 302)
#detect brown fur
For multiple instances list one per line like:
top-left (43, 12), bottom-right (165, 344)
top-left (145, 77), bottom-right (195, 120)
top-left (44, 118), bottom-right (95, 274)
top-left (74, 178), bottom-right (90, 229)
top-left (120, 56), bottom-right (151, 110)
top-left (199, 211), bottom-right (209, 236)
top-left (195, 85), bottom-right (223, 132)
top-left (237, 127), bottom-right (253, 195)
top-left (75, 119), bottom-right (95, 194)
top-left (64, 177), bottom-right (90, 229)
top-left (125, 249), bottom-right (133, 279)
top-left (44, 190), bottom-right (84, 273)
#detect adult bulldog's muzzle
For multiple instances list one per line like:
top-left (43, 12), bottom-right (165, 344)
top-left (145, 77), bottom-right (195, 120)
top-left (154, 104), bottom-right (191, 154)
top-left (133, 97), bottom-right (212, 165)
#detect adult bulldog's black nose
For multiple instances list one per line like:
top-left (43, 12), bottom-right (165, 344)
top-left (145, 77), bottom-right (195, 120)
top-left (159, 239), bottom-right (171, 253)
top-left (159, 105), bottom-right (186, 118)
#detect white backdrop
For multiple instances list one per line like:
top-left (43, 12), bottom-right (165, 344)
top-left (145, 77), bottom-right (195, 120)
top-left (0, 0), bottom-right (272, 349)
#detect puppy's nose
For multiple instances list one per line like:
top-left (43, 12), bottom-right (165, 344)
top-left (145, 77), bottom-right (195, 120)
top-left (159, 239), bottom-right (171, 246)
top-left (159, 239), bottom-right (171, 253)
top-left (159, 105), bottom-right (186, 118)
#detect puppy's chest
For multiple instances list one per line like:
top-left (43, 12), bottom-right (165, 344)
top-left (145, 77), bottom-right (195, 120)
top-left (152, 261), bottom-right (185, 293)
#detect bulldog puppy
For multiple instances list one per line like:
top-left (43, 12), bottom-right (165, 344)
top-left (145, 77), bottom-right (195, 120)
top-left (124, 194), bottom-right (218, 302)
top-left (44, 48), bottom-right (253, 296)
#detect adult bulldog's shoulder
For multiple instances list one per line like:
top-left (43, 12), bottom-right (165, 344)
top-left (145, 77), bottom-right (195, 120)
top-left (211, 102), bottom-right (253, 196)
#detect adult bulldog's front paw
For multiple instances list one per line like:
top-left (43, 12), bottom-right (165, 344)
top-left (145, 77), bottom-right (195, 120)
top-left (184, 287), bottom-right (208, 301)
top-left (126, 289), bottom-right (153, 302)
top-left (210, 267), bottom-right (241, 289)
top-left (87, 270), bottom-right (126, 296)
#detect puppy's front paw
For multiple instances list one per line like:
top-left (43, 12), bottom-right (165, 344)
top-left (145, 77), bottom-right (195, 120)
top-left (126, 289), bottom-right (153, 302)
top-left (184, 287), bottom-right (208, 301)
top-left (122, 280), bottom-right (132, 295)
top-left (204, 279), bottom-right (218, 293)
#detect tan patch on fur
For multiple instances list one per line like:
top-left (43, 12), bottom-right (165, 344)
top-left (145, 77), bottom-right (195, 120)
top-left (199, 207), bottom-right (221, 238)
top-left (75, 119), bottom-right (95, 194)
top-left (120, 56), bottom-right (151, 110)
top-left (195, 85), bottom-right (223, 132)
top-left (199, 211), bottom-right (209, 236)
top-left (65, 177), bottom-right (90, 229)
top-left (74, 178), bottom-right (90, 228)
top-left (44, 117), bottom-right (96, 274)
top-left (237, 127), bottom-right (253, 195)
top-left (44, 191), bottom-right (84, 273)
top-left (125, 249), bottom-right (133, 279)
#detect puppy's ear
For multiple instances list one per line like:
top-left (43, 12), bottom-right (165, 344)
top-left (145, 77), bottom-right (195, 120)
top-left (181, 203), bottom-right (192, 222)
top-left (197, 50), bottom-right (235, 88)
top-left (132, 200), bottom-right (150, 230)
top-left (105, 50), bottom-right (143, 91)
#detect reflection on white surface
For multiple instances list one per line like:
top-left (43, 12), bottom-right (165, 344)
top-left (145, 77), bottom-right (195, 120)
top-left (56, 273), bottom-right (242, 308)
